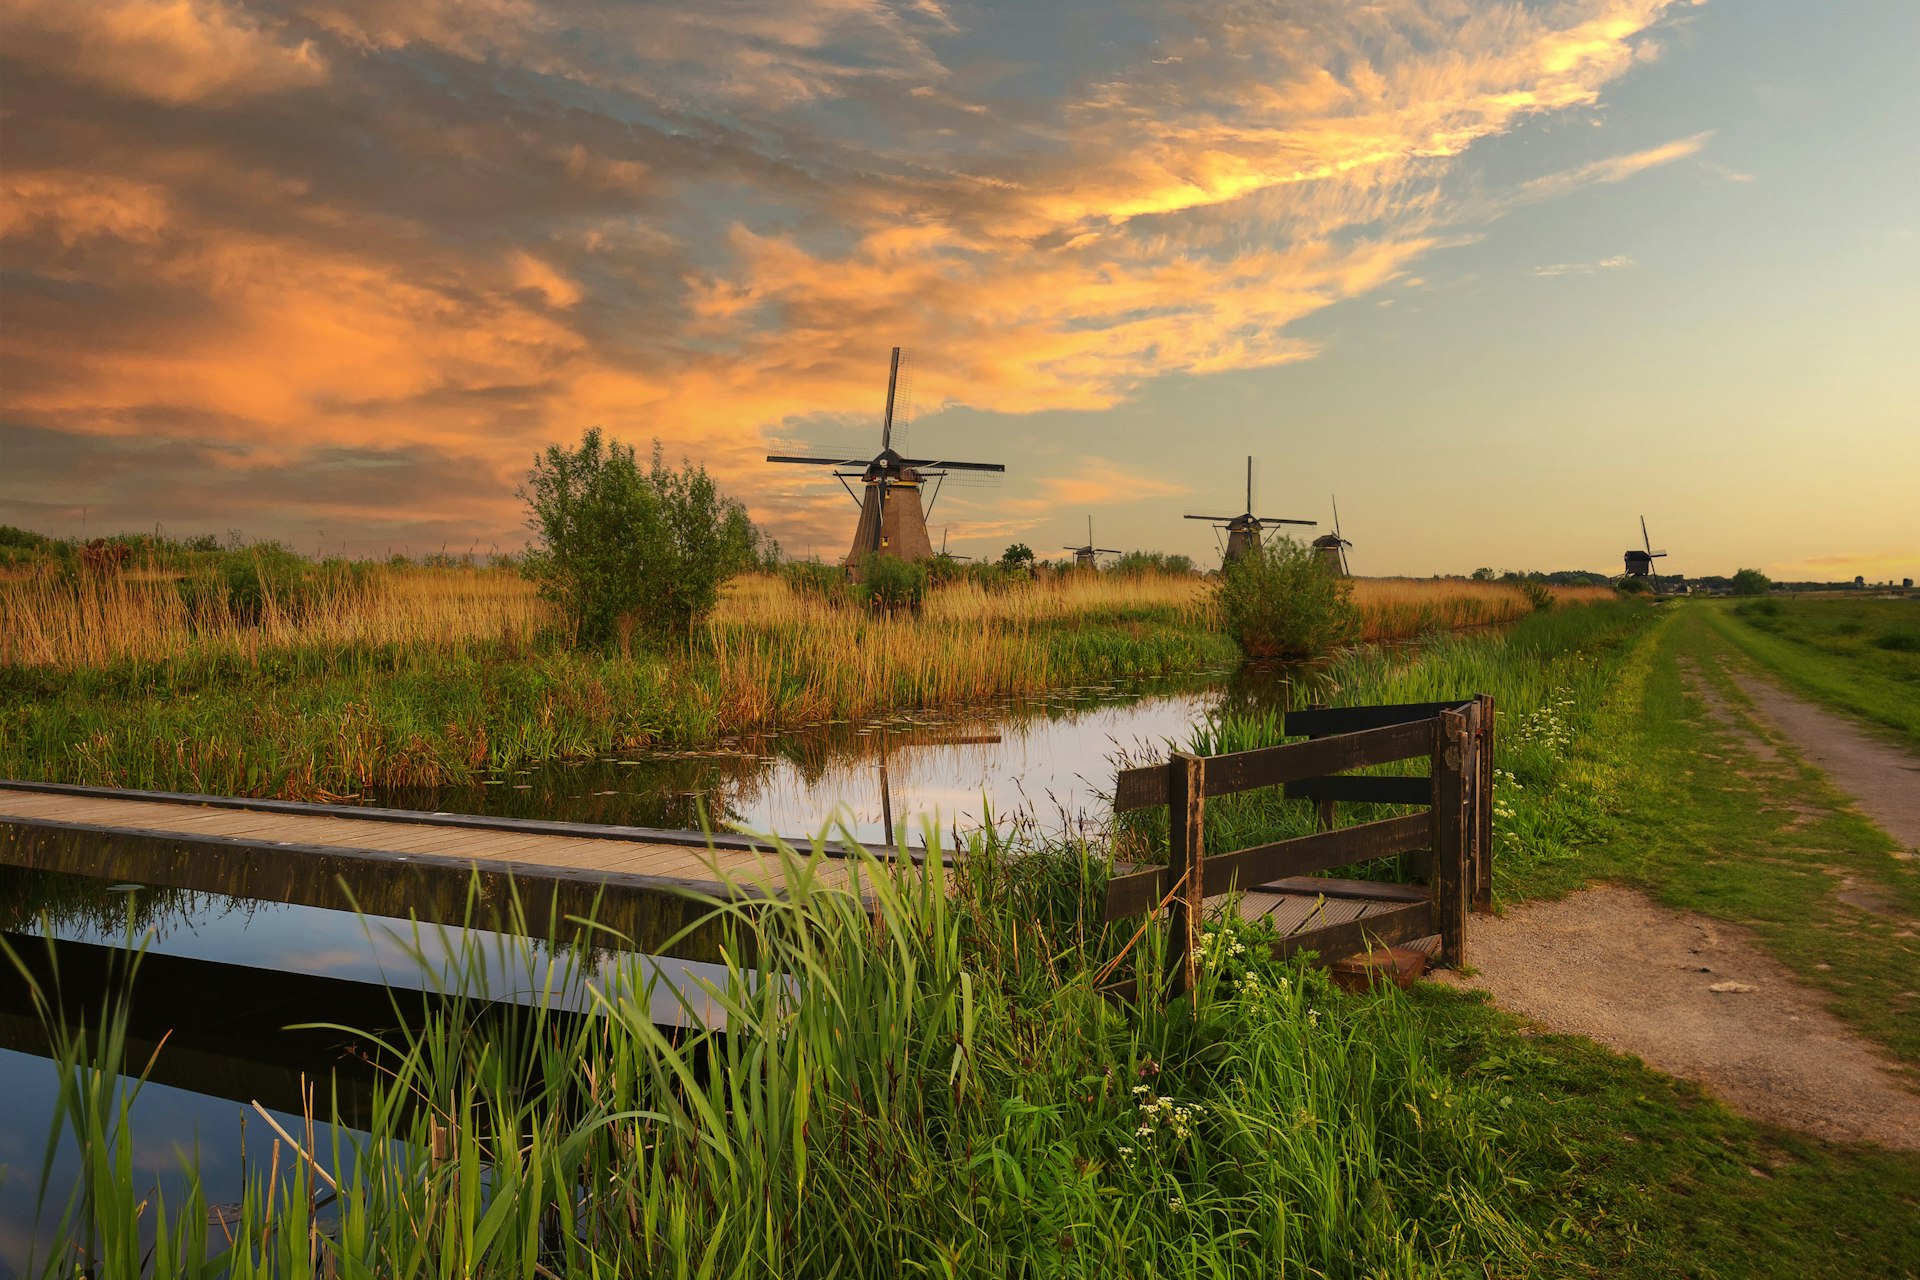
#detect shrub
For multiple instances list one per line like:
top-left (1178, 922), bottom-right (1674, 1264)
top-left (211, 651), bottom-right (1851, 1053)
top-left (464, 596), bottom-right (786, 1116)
top-left (177, 544), bottom-right (314, 625)
top-left (1733, 598), bottom-right (1783, 619)
top-left (1874, 629), bottom-right (1920, 652)
top-left (1000, 543), bottom-right (1035, 570)
top-left (1731, 568), bottom-right (1772, 596)
top-left (1215, 536), bottom-right (1360, 659)
top-left (1615, 576), bottom-right (1651, 596)
top-left (855, 553), bottom-right (927, 611)
top-left (782, 559), bottom-right (848, 602)
top-left (1110, 550), bottom-right (1195, 576)
top-left (521, 428), bottom-right (760, 648)
top-left (1517, 576), bottom-right (1555, 613)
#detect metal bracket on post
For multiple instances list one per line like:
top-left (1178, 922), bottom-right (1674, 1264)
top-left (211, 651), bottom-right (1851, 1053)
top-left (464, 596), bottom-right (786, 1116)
top-left (1472, 693), bottom-right (1496, 913)
top-left (1165, 750), bottom-right (1206, 999)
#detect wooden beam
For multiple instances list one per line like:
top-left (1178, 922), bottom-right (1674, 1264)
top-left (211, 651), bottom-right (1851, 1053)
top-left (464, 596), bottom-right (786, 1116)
top-left (1112, 719), bottom-right (1432, 811)
top-left (1431, 709), bottom-right (1470, 967)
top-left (1283, 701), bottom-right (1467, 738)
top-left (1164, 751), bottom-right (1205, 999)
top-left (1195, 812), bottom-right (1429, 897)
top-left (1270, 900), bottom-right (1435, 961)
top-left (1282, 775), bottom-right (1431, 806)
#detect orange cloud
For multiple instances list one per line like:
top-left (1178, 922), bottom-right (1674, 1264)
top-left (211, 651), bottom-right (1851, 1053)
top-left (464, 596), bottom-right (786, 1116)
top-left (0, 0), bottom-right (1699, 553)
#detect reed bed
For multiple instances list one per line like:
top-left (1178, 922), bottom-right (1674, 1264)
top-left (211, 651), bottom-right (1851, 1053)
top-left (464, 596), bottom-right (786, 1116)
top-left (0, 562), bottom-right (543, 670)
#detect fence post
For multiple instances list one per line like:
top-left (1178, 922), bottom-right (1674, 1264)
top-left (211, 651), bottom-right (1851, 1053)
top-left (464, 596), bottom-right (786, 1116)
top-left (1165, 750), bottom-right (1206, 999)
top-left (1473, 693), bottom-right (1495, 913)
top-left (1306, 701), bottom-right (1337, 831)
top-left (1431, 709), bottom-right (1470, 967)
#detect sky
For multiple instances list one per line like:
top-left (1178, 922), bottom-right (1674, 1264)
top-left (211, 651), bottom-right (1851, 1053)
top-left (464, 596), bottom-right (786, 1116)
top-left (2, 0), bottom-right (1915, 580)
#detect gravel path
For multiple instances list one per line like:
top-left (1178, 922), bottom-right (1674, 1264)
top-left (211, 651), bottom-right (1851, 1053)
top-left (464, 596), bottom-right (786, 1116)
top-left (1438, 886), bottom-right (1920, 1148)
top-left (1728, 671), bottom-right (1920, 857)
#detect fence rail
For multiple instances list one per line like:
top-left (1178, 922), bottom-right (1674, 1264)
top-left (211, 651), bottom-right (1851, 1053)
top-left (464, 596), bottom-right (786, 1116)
top-left (1101, 694), bottom-right (1494, 999)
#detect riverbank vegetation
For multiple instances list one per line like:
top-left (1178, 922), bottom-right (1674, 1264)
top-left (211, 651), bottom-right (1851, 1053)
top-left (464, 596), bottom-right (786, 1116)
top-left (0, 537), bottom-right (1609, 798)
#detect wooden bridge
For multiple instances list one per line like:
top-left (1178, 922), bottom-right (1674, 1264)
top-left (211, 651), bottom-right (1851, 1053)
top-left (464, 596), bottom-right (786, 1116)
top-left (0, 780), bottom-right (899, 956)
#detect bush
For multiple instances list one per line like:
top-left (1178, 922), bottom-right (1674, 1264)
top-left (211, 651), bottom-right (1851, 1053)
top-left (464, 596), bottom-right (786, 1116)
top-left (1734, 598), bottom-right (1783, 619)
top-left (782, 559), bottom-right (848, 602)
top-left (1517, 576), bottom-right (1555, 613)
top-left (1000, 543), bottom-right (1035, 571)
top-left (1731, 568), bottom-right (1772, 596)
top-left (1109, 550), bottom-right (1195, 576)
top-left (1615, 576), bottom-right (1651, 596)
top-left (1215, 537), bottom-right (1360, 659)
top-left (521, 428), bottom-right (761, 648)
top-left (1874, 629), bottom-right (1920, 652)
top-left (855, 554), bottom-right (927, 611)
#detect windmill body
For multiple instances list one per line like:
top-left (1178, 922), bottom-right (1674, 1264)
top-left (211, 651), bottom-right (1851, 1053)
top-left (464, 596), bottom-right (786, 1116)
top-left (1310, 495), bottom-right (1352, 576)
top-left (1186, 456), bottom-right (1314, 565)
top-left (1064, 515), bottom-right (1122, 570)
top-left (1623, 516), bottom-right (1668, 585)
top-left (767, 348), bottom-right (1004, 572)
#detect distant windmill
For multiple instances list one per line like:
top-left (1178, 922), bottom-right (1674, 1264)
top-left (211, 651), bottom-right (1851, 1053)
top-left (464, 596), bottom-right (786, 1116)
top-left (1185, 456), bottom-right (1315, 564)
top-left (1063, 515), bottom-right (1123, 570)
top-left (1310, 496), bottom-right (1352, 576)
top-left (768, 348), bottom-right (1005, 569)
top-left (939, 528), bottom-right (972, 562)
top-left (1623, 516), bottom-right (1668, 584)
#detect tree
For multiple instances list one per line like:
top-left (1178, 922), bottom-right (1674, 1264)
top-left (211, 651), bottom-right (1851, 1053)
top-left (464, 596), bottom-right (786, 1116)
top-left (1216, 536), bottom-right (1361, 659)
top-left (521, 428), bottom-right (760, 648)
top-left (1731, 568), bottom-right (1772, 596)
top-left (1000, 543), bottom-right (1035, 570)
top-left (1470, 567), bottom-right (1497, 582)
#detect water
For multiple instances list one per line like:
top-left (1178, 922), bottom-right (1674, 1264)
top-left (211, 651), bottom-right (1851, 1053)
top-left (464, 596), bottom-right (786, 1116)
top-left (0, 662), bottom-right (1306, 1264)
top-left (369, 665), bottom-right (1298, 845)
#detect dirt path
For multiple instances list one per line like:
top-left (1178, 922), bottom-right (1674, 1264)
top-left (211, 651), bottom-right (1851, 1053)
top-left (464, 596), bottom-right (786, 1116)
top-left (1727, 670), bottom-right (1920, 857)
top-left (1438, 886), bottom-right (1920, 1149)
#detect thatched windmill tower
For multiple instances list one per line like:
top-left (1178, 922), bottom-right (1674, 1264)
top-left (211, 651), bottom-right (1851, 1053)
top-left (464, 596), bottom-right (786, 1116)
top-left (768, 349), bottom-right (1004, 568)
top-left (1623, 516), bottom-right (1667, 585)
top-left (1185, 456), bottom-right (1315, 564)
top-left (1310, 496), bottom-right (1352, 576)
top-left (1063, 516), bottom-right (1123, 570)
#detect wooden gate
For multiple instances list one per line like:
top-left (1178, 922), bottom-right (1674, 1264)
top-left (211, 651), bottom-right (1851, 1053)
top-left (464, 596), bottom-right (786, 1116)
top-left (1101, 695), bottom-right (1494, 999)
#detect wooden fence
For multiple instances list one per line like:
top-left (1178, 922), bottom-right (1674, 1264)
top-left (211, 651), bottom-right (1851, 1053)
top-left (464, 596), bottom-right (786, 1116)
top-left (1101, 695), bottom-right (1494, 998)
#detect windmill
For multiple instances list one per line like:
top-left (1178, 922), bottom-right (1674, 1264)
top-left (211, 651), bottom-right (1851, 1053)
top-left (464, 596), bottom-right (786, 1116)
top-left (1310, 496), bottom-right (1352, 576)
top-left (768, 348), bottom-right (1005, 569)
top-left (1185, 456), bottom-right (1315, 564)
top-left (1063, 515), bottom-right (1123, 570)
top-left (1623, 516), bottom-right (1667, 585)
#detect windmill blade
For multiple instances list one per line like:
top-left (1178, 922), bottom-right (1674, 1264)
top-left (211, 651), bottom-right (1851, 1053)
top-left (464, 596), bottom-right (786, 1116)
top-left (1331, 494), bottom-right (1343, 540)
top-left (768, 453), bottom-right (873, 467)
top-left (1094, 547), bottom-right (1124, 554)
top-left (880, 346), bottom-right (902, 453)
top-left (1185, 513), bottom-right (1238, 522)
top-left (1254, 516), bottom-right (1317, 526)
top-left (898, 458), bottom-right (1005, 472)
top-left (1641, 515), bottom-right (1652, 555)
top-left (1246, 455), bottom-right (1256, 513)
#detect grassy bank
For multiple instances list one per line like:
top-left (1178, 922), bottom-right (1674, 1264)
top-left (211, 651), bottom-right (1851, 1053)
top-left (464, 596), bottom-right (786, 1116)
top-left (18, 596), bottom-right (1919, 1278)
top-left (1704, 595), bottom-right (1920, 748)
top-left (0, 563), bottom-right (1604, 799)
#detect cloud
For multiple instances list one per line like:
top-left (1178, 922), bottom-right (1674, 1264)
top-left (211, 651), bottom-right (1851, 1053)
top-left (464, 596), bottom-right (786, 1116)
top-left (0, 0), bottom-right (1698, 551)
top-left (1533, 254), bottom-right (1635, 277)
top-left (1039, 463), bottom-right (1191, 508)
top-left (0, 0), bottom-right (327, 104)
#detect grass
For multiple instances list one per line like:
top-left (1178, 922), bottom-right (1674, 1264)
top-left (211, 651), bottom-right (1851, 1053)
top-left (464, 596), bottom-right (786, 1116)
top-left (14, 596), bottom-right (1919, 1278)
top-left (1706, 595), bottom-right (1920, 748)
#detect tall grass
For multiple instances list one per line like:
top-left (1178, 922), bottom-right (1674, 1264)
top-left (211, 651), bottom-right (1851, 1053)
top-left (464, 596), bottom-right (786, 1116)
top-left (14, 834), bottom-right (1543, 1277)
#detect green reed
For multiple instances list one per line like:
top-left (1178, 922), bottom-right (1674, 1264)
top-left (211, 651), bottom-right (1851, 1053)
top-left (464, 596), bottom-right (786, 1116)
top-left (15, 828), bottom-right (1542, 1277)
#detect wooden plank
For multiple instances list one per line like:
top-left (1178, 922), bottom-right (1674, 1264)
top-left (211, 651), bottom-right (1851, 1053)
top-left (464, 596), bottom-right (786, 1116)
top-left (1253, 876), bottom-right (1429, 903)
top-left (1431, 709), bottom-right (1470, 967)
top-left (1101, 866), bottom-right (1168, 919)
top-left (1234, 890), bottom-right (1291, 922)
top-left (1165, 752), bottom-right (1205, 999)
top-left (1473, 693), bottom-right (1495, 913)
top-left (1283, 775), bottom-right (1431, 806)
top-left (1283, 701), bottom-right (1465, 738)
top-left (1199, 720), bottom-right (1433, 800)
top-left (1111, 766), bottom-right (1170, 814)
top-left (1270, 900), bottom-right (1435, 962)
top-left (1194, 812), bottom-right (1429, 897)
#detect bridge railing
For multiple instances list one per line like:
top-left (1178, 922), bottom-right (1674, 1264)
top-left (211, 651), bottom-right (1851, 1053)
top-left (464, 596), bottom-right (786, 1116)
top-left (1100, 694), bottom-right (1494, 998)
